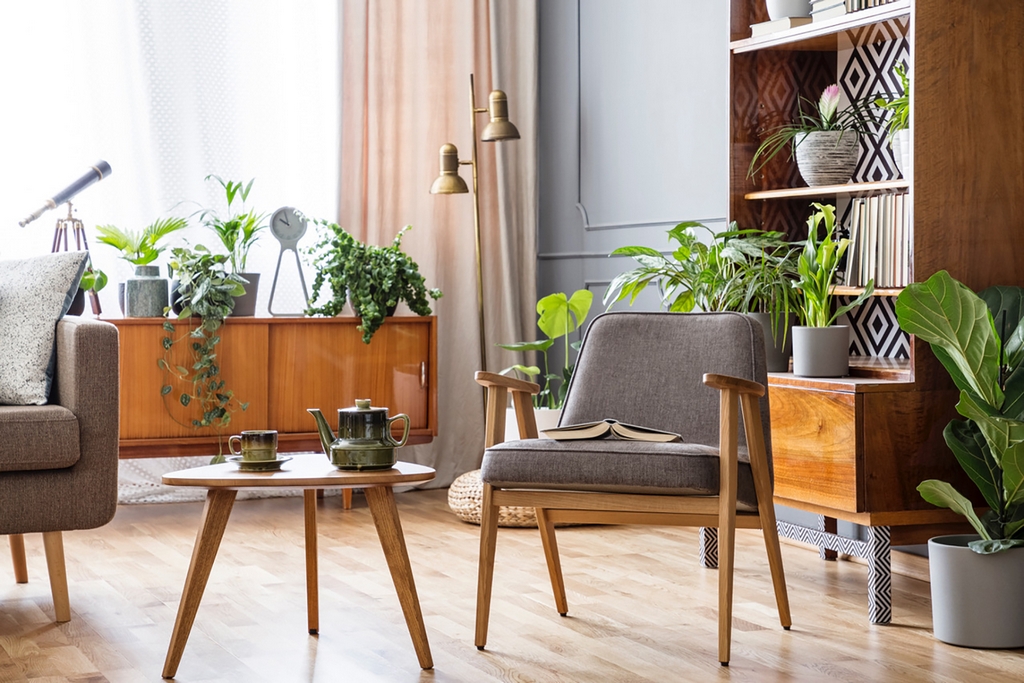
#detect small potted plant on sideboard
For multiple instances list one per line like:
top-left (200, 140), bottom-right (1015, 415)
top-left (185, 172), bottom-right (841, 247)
top-left (201, 176), bottom-right (267, 316)
top-left (895, 270), bottom-right (1024, 648)
top-left (95, 217), bottom-right (188, 317)
top-left (792, 203), bottom-right (873, 377)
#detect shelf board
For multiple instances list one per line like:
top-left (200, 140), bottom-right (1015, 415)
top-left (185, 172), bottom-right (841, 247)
top-left (831, 285), bottom-right (904, 297)
top-left (769, 356), bottom-right (913, 390)
top-left (731, 0), bottom-right (910, 53)
top-left (745, 179), bottom-right (909, 201)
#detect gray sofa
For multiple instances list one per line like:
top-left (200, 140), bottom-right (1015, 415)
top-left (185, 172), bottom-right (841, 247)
top-left (1, 316), bottom-right (119, 622)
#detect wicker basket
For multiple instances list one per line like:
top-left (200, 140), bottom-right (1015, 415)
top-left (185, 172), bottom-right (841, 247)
top-left (448, 469), bottom-right (538, 528)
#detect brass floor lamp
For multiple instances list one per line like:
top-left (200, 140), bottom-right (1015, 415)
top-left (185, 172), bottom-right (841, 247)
top-left (430, 73), bottom-right (520, 374)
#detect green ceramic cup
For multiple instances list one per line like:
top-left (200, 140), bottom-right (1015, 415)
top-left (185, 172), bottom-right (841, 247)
top-left (228, 430), bottom-right (279, 462)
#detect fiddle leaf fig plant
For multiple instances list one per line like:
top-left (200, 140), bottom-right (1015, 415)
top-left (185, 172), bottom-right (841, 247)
top-left (895, 270), bottom-right (1024, 554)
top-left (305, 220), bottom-right (442, 343)
top-left (499, 289), bottom-right (593, 410)
top-left (796, 203), bottom-right (874, 327)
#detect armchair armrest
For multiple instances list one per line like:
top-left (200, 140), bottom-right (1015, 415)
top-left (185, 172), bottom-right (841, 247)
top-left (474, 372), bottom-right (540, 449)
top-left (475, 371), bottom-right (540, 395)
top-left (702, 373), bottom-right (765, 398)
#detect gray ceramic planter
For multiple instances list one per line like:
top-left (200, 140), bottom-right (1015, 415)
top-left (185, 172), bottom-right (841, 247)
top-left (795, 131), bottom-right (860, 186)
top-left (791, 325), bottom-right (849, 377)
top-left (229, 272), bottom-right (260, 317)
top-left (125, 265), bottom-right (168, 318)
top-left (929, 535), bottom-right (1024, 648)
top-left (748, 312), bottom-right (794, 373)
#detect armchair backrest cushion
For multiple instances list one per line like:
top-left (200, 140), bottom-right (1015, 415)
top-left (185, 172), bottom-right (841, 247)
top-left (560, 312), bottom-right (771, 468)
top-left (0, 251), bottom-right (88, 405)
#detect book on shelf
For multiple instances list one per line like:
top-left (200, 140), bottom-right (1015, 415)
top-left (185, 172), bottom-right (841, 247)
top-left (845, 0), bottom-right (898, 11)
top-left (811, 0), bottom-right (845, 11)
top-left (750, 16), bottom-right (813, 37)
top-left (541, 419), bottom-right (682, 443)
top-left (812, 5), bottom-right (847, 21)
top-left (844, 192), bottom-right (912, 289)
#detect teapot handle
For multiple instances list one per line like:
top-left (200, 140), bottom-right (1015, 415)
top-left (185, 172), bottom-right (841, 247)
top-left (386, 413), bottom-right (410, 448)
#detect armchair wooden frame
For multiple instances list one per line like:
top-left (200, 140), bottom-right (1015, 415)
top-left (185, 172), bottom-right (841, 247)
top-left (473, 371), bottom-right (791, 665)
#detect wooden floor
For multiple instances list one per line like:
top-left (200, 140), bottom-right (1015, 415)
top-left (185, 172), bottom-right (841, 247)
top-left (2, 489), bottom-right (1022, 683)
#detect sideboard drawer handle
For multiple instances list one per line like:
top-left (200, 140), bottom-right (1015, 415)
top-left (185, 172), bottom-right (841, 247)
top-left (420, 361), bottom-right (427, 389)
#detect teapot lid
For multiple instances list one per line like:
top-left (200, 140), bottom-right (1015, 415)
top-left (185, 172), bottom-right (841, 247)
top-left (341, 398), bottom-right (384, 413)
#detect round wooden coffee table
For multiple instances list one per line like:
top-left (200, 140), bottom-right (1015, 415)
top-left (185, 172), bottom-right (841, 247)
top-left (159, 455), bottom-right (435, 679)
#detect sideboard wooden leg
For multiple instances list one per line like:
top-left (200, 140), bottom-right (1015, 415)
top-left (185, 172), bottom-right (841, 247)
top-left (303, 489), bottom-right (319, 635)
top-left (342, 489), bottom-right (353, 509)
top-left (818, 515), bottom-right (838, 561)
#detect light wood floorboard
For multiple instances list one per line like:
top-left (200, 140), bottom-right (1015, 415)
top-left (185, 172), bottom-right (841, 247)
top-left (1, 489), bottom-right (1022, 682)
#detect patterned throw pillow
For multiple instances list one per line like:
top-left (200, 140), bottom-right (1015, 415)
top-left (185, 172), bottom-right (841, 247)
top-left (0, 251), bottom-right (88, 405)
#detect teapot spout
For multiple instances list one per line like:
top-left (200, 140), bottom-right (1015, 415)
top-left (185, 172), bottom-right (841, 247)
top-left (307, 409), bottom-right (335, 455)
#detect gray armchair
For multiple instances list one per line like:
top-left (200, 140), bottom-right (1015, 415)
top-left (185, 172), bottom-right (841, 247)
top-left (474, 312), bottom-right (790, 665)
top-left (2, 316), bottom-right (119, 622)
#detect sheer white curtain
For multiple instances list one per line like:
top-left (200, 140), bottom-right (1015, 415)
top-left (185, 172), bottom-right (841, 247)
top-left (0, 1), bottom-right (339, 502)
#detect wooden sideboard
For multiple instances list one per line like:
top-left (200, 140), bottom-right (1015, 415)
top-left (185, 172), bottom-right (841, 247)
top-left (110, 316), bottom-right (437, 458)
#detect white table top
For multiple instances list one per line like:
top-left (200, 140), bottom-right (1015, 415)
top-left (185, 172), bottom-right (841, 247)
top-left (162, 454), bottom-right (436, 489)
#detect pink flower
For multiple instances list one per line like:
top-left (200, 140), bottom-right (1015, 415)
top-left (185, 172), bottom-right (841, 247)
top-left (818, 84), bottom-right (840, 125)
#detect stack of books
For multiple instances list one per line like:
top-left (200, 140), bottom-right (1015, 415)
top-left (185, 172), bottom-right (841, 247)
top-left (749, 16), bottom-right (812, 37)
top-left (844, 193), bottom-right (912, 289)
top-left (846, 0), bottom-right (899, 11)
top-left (812, 0), bottom-right (847, 21)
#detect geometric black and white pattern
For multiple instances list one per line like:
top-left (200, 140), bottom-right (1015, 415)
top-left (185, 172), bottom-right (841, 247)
top-left (841, 295), bottom-right (911, 359)
top-left (699, 526), bottom-right (719, 569)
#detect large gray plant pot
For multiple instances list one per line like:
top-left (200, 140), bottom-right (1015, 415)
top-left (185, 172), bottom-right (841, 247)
top-left (929, 535), bottom-right (1024, 648)
top-left (766, 0), bottom-right (811, 20)
top-left (795, 131), bottom-right (860, 186)
top-left (125, 265), bottom-right (168, 318)
top-left (792, 325), bottom-right (849, 377)
top-left (229, 272), bottom-right (260, 317)
top-left (749, 312), bottom-right (794, 372)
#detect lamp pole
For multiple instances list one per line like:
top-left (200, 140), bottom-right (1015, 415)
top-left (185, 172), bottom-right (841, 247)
top-left (466, 73), bottom-right (489, 375)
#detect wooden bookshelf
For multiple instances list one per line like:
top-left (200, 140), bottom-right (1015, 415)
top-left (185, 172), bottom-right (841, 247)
top-left (730, 0), bottom-right (910, 53)
top-left (745, 179), bottom-right (909, 201)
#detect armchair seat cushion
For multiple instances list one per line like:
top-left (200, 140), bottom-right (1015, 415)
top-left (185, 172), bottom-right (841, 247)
top-left (481, 438), bottom-right (758, 511)
top-left (0, 405), bottom-right (80, 472)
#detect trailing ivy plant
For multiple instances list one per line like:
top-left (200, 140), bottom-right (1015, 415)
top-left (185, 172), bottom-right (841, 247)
top-left (305, 220), bottom-right (442, 343)
top-left (160, 245), bottom-right (249, 461)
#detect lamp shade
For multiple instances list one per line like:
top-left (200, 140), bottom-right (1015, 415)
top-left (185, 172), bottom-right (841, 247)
top-left (430, 143), bottom-right (469, 194)
top-left (480, 90), bottom-right (520, 141)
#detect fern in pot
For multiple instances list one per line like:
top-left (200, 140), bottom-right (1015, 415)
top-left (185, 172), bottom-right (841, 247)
top-left (792, 203), bottom-right (873, 377)
top-left (895, 271), bottom-right (1024, 648)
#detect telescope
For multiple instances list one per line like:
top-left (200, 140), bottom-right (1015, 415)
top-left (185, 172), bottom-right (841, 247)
top-left (19, 160), bottom-right (112, 227)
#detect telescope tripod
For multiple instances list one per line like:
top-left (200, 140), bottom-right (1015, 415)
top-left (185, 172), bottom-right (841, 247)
top-left (53, 202), bottom-right (102, 315)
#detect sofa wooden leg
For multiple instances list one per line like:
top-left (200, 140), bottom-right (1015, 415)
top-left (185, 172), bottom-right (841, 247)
top-left (42, 531), bottom-right (70, 622)
top-left (10, 534), bottom-right (28, 584)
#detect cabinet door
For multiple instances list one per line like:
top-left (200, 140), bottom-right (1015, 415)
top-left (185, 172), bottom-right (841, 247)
top-left (268, 319), bottom-right (431, 436)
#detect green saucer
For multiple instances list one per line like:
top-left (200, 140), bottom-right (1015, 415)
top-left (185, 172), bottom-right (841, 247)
top-left (227, 456), bottom-right (292, 472)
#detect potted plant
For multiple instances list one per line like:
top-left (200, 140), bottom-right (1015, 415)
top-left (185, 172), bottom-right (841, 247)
top-left (498, 290), bottom-right (593, 436)
top-left (874, 63), bottom-right (910, 178)
top-left (304, 220), bottom-right (442, 343)
top-left (749, 84), bottom-right (876, 187)
top-left (67, 263), bottom-right (108, 316)
top-left (895, 270), bottom-right (1024, 648)
top-left (95, 217), bottom-right (188, 317)
top-left (791, 203), bottom-right (874, 377)
top-left (732, 236), bottom-right (802, 372)
top-left (200, 176), bottom-right (266, 316)
top-left (162, 245), bottom-right (250, 461)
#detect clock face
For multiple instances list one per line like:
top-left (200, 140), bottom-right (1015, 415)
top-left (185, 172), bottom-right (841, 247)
top-left (270, 206), bottom-right (307, 245)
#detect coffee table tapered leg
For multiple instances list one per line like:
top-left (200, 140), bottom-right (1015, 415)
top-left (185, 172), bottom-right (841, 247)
top-left (364, 486), bottom-right (432, 670)
top-left (303, 489), bottom-right (319, 634)
top-left (162, 489), bottom-right (237, 679)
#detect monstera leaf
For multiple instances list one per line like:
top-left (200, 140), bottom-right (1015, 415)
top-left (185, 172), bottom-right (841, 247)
top-left (537, 290), bottom-right (593, 341)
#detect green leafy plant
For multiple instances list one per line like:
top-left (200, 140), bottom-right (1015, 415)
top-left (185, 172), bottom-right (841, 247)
top-left (498, 290), bottom-right (594, 409)
top-left (95, 217), bottom-right (188, 266)
top-left (895, 271), bottom-right (1024, 554)
top-left (160, 245), bottom-right (250, 461)
top-left (873, 64), bottom-right (909, 141)
top-left (795, 203), bottom-right (874, 327)
top-left (200, 176), bottom-right (266, 273)
top-left (79, 265), bottom-right (108, 293)
top-left (305, 221), bottom-right (442, 343)
top-left (749, 84), bottom-right (877, 178)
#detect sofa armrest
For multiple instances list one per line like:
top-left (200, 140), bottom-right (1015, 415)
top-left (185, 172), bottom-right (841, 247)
top-left (52, 317), bottom-right (120, 469)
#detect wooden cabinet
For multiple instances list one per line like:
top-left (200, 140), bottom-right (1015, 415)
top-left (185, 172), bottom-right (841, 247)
top-left (728, 1), bottom-right (1024, 622)
top-left (111, 317), bottom-right (437, 458)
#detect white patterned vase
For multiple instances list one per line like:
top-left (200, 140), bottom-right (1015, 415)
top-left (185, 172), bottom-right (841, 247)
top-left (794, 131), bottom-right (860, 186)
top-left (766, 0), bottom-right (811, 20)
top-left (891, 128), bottom-right (910, 178)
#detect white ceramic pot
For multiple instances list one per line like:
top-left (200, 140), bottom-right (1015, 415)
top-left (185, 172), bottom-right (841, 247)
top-left (791, 325), bottom-right (850, 377)
top-left (891, 128), bottom-right (910, 178)
top-left (504, 406), bottom-right (562, 441)
top-left (929, 535), bottom-right (1024, 648)
top-left (795, 131), bottom-right (860, 186)
top-left (766, 0), bottom-right (811, 20)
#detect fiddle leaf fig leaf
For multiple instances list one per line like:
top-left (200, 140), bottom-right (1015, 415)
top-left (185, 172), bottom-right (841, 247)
top-left (918, 480), bottom-right (990, 540)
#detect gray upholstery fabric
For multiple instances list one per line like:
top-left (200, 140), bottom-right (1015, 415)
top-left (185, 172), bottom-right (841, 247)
top-left (483, 438), bottom-right (759, 510)
top-left (0, 317), bottom-right (120, 535)
top-left (481, 312), bottom-right (772, 508)
top-left (0, 405), bottom-right (80, 472)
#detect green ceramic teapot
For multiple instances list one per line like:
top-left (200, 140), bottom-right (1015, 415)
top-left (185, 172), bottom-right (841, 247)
top-left (308, 399), bottom-right (410, 470)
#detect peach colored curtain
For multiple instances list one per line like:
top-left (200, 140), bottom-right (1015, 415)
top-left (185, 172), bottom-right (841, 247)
top-left (339, 0), bottom-right (538, 486)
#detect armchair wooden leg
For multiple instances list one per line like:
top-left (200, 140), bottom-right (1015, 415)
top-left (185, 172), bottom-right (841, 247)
top-left (535, 508), bottom-right (568, 616)
top-left (9, 534), bottom-right (28, 584)
top-left (717, 390), bottom-right (740, 666)
top-left (740, 393), bottom-right (792, 630)
top-left (42, 531), bottom-right (70, 623)
top-left (475, 483), bottom-right (500, 650)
